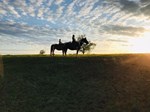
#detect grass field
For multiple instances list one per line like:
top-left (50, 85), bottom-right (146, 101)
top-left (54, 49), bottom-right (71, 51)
top-left (1, 54), bottom-right (150, 112)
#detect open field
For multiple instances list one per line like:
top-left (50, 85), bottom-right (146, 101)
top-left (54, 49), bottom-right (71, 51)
top-left (1, 54), bottom-right (150, 112)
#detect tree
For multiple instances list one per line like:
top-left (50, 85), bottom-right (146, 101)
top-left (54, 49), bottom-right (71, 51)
top-left (77, 35), bottom-right (96, 54)
top-left (77, 34), bottom-right (86, 41)
top-left (80, 42), bottom-right (96, 54)
top-left (39, 50), bottom-right (45, 55)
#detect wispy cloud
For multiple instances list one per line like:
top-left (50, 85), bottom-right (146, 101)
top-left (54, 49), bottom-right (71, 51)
top-left (108, 0), bottom-right (150, 17)
top-left (0, 0), bottom-right (150, 54)
top-left (55, 0), bottom-right (64, 5)
top-left (103, 25), bottom-right (146, 37)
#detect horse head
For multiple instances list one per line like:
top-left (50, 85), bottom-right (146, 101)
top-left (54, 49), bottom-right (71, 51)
top-left (80, 37), bottom-right (89, 45)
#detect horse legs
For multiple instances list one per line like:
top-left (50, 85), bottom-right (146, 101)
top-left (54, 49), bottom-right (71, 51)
top-left (76, 49), bottom-right (79, 56)
top-left (50, 48), bottom-right (55, 56)
top-left (50, 48), bottom-right (52, 56)
top-left (50, 50), bottom-right (53, 56)
top-left (50, 50), bottom-right (54, 56)
top-left (52, 49), bottom-right (55, 56)
top-left (64, 49), bottom-right (67, 56)
top-left (62, 50), bottom-right (64, 56)
top-left (50, 46), bottom-right (53, 56)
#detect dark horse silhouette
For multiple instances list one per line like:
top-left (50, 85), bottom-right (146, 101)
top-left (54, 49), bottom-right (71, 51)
top-left (50, 38), bottom-right (89, 56)
top-left (63, 38), bottom-right (89, 55)
top-left (50, 43), bottom-right (65, 56)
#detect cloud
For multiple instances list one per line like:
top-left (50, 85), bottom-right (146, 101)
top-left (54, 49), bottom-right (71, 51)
top-left (141, 4), bottom-right (150, 16)
top-left (55, 0), bottom-right (64, 5)
top-left (103, 25), bottom-right (146, 37)
top-left (119, 0), bottom-right (140, 13)
top-left (35, 0), bottom-right (43, 7)
top-left (107, 39), bottom-right (128, 43)
top-left (37, 7), bottom-right (44, 18)
top-left (7, 5), bottom-right (21, 18)
top-left (56, 5), bottom-right (64, 18)
top-left (141, 0), bottom-right (150, 4)
top-left (0, 20), bottom-right (77, 45)
top-left (1, 0), bottom-right (27, 17)
top-left (108, 0), bottom-right (150, 18)
top-left (28, 5), bottom-right (36, 17)
top-left (78, 0), bottom-right (96, 17)
top-left (1, 0), bottom-right (150, 54)
top-left (47, 0), bottom-right (54, 6)
top-left (0, 9), bottom-right (7, 15)
top-left (66, 0), bottom-right (78, 14)
top-left (107, 0), bottom-right (140, 14)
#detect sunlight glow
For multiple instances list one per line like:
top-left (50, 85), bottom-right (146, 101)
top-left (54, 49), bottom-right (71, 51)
top-left (129, 32), bottom-right (150, 53)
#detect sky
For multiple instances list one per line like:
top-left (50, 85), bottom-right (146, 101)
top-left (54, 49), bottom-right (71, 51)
top-left (0, 0), bottom-right (150, 55)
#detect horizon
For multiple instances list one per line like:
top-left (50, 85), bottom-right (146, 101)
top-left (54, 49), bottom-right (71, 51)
top-left (1, 0), bottom-right (150, 55)
top-left (2, 52), bottom-right (150, 56)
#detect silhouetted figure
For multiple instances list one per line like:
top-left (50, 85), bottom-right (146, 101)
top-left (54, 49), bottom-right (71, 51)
top-left (51, 41), bottom-right (64, 56)
top-left (50, 38), bottom-right (89, 56)
top-left (72, 35), bottom-right (76, 43)
top-left (59, 39), bottom-right (62, 44)
top-left (63, 37), bottom-right (89, 55)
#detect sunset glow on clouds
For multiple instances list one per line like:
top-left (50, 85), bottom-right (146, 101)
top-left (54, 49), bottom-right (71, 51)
top-left (0, 0), bottom-right (150, 54)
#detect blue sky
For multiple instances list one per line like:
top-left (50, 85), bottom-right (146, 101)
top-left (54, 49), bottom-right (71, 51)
top-left (0, 0), bottom-right (150, 54)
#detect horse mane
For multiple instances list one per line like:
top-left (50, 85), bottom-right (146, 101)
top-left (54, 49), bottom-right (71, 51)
top-left (78, 37), bottom-right (86, 44)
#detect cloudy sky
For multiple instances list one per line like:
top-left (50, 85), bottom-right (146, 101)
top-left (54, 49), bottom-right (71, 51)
top-left (0, 0), bottom-right (150, 55)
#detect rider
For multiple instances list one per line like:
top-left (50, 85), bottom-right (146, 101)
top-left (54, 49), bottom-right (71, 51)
top-left (59, 39), bottom-right (62, 44)
top-left (72, 35), bottom-right (76, 43)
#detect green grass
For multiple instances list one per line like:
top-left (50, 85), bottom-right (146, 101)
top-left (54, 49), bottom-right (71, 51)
top-left (1, 54), bottom-right (150, 112)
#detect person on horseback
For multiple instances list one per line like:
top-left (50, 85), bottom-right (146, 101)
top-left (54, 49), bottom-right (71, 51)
top-left (59, 39), bottom-right (62, 44)
top-left (72, 35), bottom-right (76, 43)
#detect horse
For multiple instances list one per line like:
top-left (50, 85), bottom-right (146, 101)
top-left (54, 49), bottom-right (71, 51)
top-left (63, 38), bottom-right (89, 55)
top-left (50, 43), bottom-right (65, 56)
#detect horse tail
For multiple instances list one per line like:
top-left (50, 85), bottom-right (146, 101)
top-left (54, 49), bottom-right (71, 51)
top-left (50, 45), bottom-right (54, 55)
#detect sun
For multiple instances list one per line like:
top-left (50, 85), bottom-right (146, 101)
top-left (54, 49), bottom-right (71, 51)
top-left (129, 32), bottom-right (150, 53)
